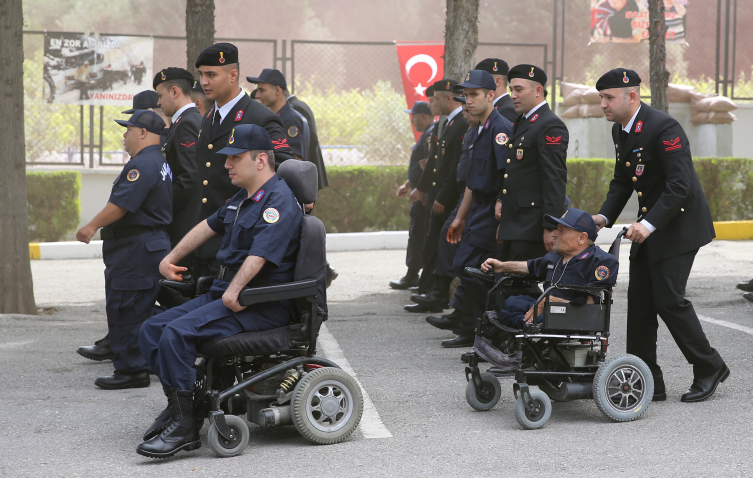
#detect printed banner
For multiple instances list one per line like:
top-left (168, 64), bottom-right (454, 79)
top-left (43, 33), bottom-right (154, 105)
top-left (395, 42), bottom-right (444, 140)
top-left (590, 0), bottom-right (688, 43)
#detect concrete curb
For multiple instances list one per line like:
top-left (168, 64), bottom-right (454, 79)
top-left (27, 221), bottom-right (753, 260)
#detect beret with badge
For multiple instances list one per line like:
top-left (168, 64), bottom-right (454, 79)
top-left (195, 42), bottom-right (239, 68)
top-left (596, 68), bottom-right (642, 91)
top-left (507, 64), bottom-right (548, 86)
top-left (153, 67), bottom-right (195, 90)
top-left (475, 58), bottom-right (509, 76)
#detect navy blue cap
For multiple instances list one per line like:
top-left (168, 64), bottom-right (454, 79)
top-left (216, 124), bottom-right (274, 156)
top-left (246, 68), bottom-right (287, 90)
top-left (544, 208), bottom-right (598, 241)
top-left (114, 110), bottom-right (166, 135)
top-left (403, 101), bottom-right (432, 115)
top-left (122, 90), bottom-right (159, 114)
top-left (455, 70), bottom-right (496, 90)
top-left (596, 68), bottom-right (642, 91)
top-left (453, 96), bottom-right (466, 104)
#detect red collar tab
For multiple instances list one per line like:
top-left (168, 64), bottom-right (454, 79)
top-left (253, 190), bottom-right (265, 202)
top-left (635, 120), bottom-right (643, 133)
top-left (206, 107), bottom-right (214, 119)
top-left (234, 110), bottom-right (244, 122)
top-left (484, 119), bottom-right (490, 130)
top-left (530, 113), bottom-right (539, 123)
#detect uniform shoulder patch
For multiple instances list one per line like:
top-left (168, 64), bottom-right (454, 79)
top-left (546, 135), bottom-right (562, 146)
top-left (495, 133), bottom-right (508, 145)
top-left (663, 136), bottom-right (681, 152)
top-left (263, 208), bottom-right (280, 223)
top-left (127, 169), bottom-right (140, 182)
top-left (288, 126), bottom-right (299, 137)
top-left (595, 265), bottom-right (610, 281)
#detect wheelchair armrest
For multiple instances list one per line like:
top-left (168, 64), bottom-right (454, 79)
top-left (464, 267), bottom-right (495, 285)
top-left (197, 276), bottom-right (214, 295)
top-left (238, 280), bottom-right (318, 307)
top-left (159, 279), bottom-right (197, 298)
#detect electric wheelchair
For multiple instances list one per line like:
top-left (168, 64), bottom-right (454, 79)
top-left (463, 229), bottom-right (654, 429)
top-left (160, 160), bottom-right (363, 457)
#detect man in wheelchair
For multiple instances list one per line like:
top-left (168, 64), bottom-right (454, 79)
top-left (479, 209), bottom-right (619, 365)
top-left (136, 124), bottom-right (303, 458)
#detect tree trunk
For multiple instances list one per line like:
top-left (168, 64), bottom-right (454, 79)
top-left (0, 0), bottom-right (37, 314)
top-left (648, 0), bottom-right (669, 113)
top-left (443, 0), bottom-right (479, 82)
top-left (186, 0), bottom-right (216, 78)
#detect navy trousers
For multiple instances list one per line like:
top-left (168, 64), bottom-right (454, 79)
top-left (139, 290), bottom-right (292, 391)
top-left (406, 200), bottom-right (427, 270)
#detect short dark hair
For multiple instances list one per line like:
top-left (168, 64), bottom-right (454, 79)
top-left (251, 150), bottom-right (276, 171)
top-left (161, 78), bottom-right (191, 96)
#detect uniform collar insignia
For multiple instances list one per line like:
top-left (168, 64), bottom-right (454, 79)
top-left (253, 189), bottom-right (265, 202)
top-left (235, 110), bottom-right (244, 122)
top-left (530, 113), bottom-right (539, 123)
top-left (578, 252), bottom-right (590, 260)
top-left (484, 118), bottom-right (490, 130)
top-left (635, 120), bottom-right (643, 133)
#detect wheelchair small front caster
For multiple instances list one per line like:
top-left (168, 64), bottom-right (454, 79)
top-left (465, 371), bottom-right (501, 411)
top-left (514, 389), bottom-right (552, 429)
top-left (207, 415), bottom-right (249, 457)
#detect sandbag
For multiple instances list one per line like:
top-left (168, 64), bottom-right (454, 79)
top-left (667, 83), bottom-right (695, 103)
top-left (691, 111), bottom-right (736, 125)
top-left (695, 96), bottom-right (737, 112)
top-left (562, 89), bottom-right (585, 107)
top-left (560, 81), bottom-right (590, 99)
top-left (580, 87), bottom-right (602, 104)
top-left (580, 103), bottom-right (605, 118)
top-left (560, 105), bottom-right (581, 118)
top-left (690, 91), bottom-right (715, 109)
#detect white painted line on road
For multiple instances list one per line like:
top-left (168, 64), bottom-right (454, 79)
top-left (317, 323), bottom-right (393, 439)
top-left (698, 315), bottom-right (753, 335)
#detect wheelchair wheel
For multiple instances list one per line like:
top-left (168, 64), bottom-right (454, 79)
top-left (466, 372), bottom-right (501, 411)
top-left (514, 389), bottom-right (552, 430)
top-left (207, 415), bottom-right (249, 457)
top-left (593, 354), bottom-right (654, 422)
top-left (290, 367), bottom-right (363, 445)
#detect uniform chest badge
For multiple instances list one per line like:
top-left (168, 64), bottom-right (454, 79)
top-left (595, 265), bottom-right (610, 280)
top-left (635, 121), bottom-right (643, 133)
top-left (253, 190), bottom-right (265, 202)
top-left (235, 110), bottom-right (244, 122)
top-left (127, 169), bottom-right (140, 181)
top-left (426, 136), bottom-right (431, 144)
top-left (516, 149), bottom-right (523, 160)
top-left (288, 126), bottom-right (299, 137)
top-left (495, 133), bottom-right (508, 145)
top-left (635, 164), bottom-right (645, 176)
top-left (530, 113), bottom-right (539, 123)
top-left (263, 208), bottom-right (280, 224)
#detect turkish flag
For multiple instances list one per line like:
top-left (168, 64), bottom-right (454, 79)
top-left (396, 42), bottom-right (444, 141)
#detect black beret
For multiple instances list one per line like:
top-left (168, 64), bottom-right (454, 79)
top-left (195, 42), bottom-right (238, 68)
top-left (475, 58), bottom-right (509, 76)
top-left (191, 79), bottom-right (205, 94)
top-left (596, 68), bottom-right (642, 91)
top-left (250, 88), bottom-right (258, 99)
top-left (426, 84), bottom-right (435, 97)
top-left (433, 79), bottom-right (459, 93)
top-left (153, 67), bottom-right (194, 90)
top-left (507, 64), bottom-right (547, 86)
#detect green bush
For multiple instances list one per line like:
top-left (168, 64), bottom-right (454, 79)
top-left (312, 158), bottom-right (753, 233)
top-left (26, 171), bottom-right (81, 242)
top-left (312, 166), bottom-right (410, 233)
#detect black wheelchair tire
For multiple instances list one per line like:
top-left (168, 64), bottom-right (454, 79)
top-left (593, 354), bottom-right (653, 422)
top-left (207, 415), bottom-right (249, 457)
top-left (465, 372), bottom-right (502, 411)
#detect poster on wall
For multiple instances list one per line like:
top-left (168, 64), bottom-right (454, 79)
top-left (590, 0), bottom-right (689, 44)
top-left (43, 33), bottom-right (154, 105)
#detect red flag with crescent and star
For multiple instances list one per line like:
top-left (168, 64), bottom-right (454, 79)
top-left (395, 42), bottom-right (444, 141)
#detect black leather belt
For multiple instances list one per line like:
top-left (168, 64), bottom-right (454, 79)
top-left (217, 266), bottom-right (275, 287)
top-left (472, 191), bottom-right (497, 203)
top-left (100, 226), bottom-right (165, 241)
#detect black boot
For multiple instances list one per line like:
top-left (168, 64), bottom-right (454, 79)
top-left (137, 389), bottom-right (201, 458)
top-left (143, 384), bottom-right (175, 441)
top-left (77, 334), bottom-right (114, 361)
top-left (326, 263), bottom-right (339, 288)
top-left (389, 268), bottom-right (420, 289)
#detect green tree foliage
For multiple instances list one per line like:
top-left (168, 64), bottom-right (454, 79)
top-left (26, 171), bottom-right (81, 242)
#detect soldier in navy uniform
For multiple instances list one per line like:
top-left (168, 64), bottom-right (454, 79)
top-left (592, 68), bottom-right (729, 402)
top-left (122, 90), bottom-right (171, 147)
top-left (474, 58), bottom-right (517, 123)
top-left (405, 79), bottom-right (468, 313)
top-left (286, 89), bottom-right (330, 190)
top-left (75, 110), bottom-right (172, 389)
top-left (247, 68), bottom-right (310, 162)
top-left (423, 70), bottom-right (513, 348)
top-left (137, 124), bottom-right (302, 458)
top-left (193, 43), bottom-right (295, 279)
top-left (390, 101), bottom-right (435, 289)
top-left (496, 64), bottom-right (568, 260)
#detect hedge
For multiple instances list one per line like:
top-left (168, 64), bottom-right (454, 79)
top-left (26, 171), bottom-right (81, 242)
top-left (313, 158), bottom-right (753, 233)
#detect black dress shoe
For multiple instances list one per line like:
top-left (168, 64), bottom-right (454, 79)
top-left (77, 334), bottom-right (114, 361)
top-left (653, 379), bottom-right (667, 401)
top-left (736, 279), bottom-right (753, 292)
top-left (411, 288), bottom-right (448, 305)
top-left (137, 390), bottom-right (201, 458)
top-left (389, 275), bottom-right (419, 290)
top-left (95, 370), bottom-right (150, 390)
top-left (681, 364), bottom-right (730, 402)
top-left (409, 286), bottom-right (421, 291)
top-left (441, 335), bottom-right (474, 348)
top-left (326, 264), bottom-right (339, 289)
top-left (744, 293), bottom-right (753, 303)
top-left (426, 315), bottom-right (457, 330)
top-left (404, 303), bottom-right (444, 313)
top-left (461, 351), bottom-right (487, 363)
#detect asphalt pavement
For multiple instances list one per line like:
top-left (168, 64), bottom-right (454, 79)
top-left (1, 242), bottom-right (753, 477)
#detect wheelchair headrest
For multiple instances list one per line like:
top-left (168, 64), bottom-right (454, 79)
top-left (278, 160), bottom-right (318, 204)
